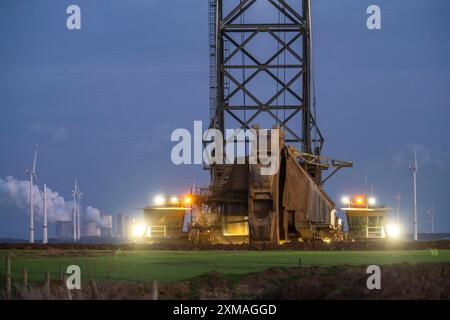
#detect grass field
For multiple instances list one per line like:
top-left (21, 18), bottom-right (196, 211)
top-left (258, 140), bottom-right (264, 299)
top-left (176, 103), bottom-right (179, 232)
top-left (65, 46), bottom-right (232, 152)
top-left (1, 249), bottom-right (449, 283)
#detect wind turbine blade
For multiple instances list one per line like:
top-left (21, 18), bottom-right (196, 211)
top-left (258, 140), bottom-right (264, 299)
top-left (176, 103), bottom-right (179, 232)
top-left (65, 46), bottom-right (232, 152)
top-left (33, 173), bottom-right (39, 187)
top-left (415, 148), bottom-right (418, 171)
top-left (33, 173), bottom-right (44, 200)
top-left (32, 144), bottom-right (38, 173)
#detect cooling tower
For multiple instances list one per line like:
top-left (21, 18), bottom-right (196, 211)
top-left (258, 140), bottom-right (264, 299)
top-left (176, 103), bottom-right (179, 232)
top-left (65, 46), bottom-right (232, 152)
top-left (84, 220), bottom-right (98, 238)
top-left (55, 221), bottom-right (73, 241)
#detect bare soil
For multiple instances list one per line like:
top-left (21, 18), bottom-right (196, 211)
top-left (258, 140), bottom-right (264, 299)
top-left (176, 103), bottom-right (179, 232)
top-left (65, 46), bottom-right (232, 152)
top-left (159, 262), bottom-right (450, 300)
top-left (1, 240), bottom-right (450, 251)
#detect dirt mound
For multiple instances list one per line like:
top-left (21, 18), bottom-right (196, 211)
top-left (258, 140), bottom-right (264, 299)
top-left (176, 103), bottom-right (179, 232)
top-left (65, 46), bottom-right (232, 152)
top-left (2, 240), bottom-right (450, 251)
top-left (161, 262), bottom-right (450, 300)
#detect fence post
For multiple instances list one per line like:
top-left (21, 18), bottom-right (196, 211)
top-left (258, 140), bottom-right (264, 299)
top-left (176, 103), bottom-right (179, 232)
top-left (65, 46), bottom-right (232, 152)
top-left (63, 276), bottom-right (72, 300)
top-left (23, 267), bottom-right (28, 287)
top-left (152, 280), bottom-right (158, 300)
top-left (90, 280), bottom-right (99, 300)
top-left (44, 272), bottom-right (51, 297)
top-left (5, 254), bottom-right (11, 299)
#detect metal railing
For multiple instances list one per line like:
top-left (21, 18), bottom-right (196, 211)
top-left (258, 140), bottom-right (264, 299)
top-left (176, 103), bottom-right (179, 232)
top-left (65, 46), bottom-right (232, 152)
top-left (148, 226), bottom-right (167, 237)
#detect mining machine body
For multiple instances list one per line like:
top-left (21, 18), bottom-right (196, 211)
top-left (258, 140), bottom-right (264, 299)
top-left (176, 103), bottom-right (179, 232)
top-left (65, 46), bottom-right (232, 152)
top-left (195, 130), bottom-right (347, 244)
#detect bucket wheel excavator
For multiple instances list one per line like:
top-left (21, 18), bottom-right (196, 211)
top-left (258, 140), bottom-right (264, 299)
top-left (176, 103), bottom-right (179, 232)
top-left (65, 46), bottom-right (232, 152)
top-left (190, 0), bottom-right (352, 244)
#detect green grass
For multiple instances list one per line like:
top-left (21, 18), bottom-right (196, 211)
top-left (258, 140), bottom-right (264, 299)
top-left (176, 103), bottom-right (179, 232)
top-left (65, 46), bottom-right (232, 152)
top-left (0, 249), bottom-right (449, 283)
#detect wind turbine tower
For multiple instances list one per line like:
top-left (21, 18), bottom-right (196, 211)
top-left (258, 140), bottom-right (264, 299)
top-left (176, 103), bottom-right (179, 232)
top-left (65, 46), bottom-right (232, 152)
top-left (43, 184), bottom-right (48, 244)
top-left (395, 192), bottom-right (401, 223)
top-left (72, 180), bottom-right (78, 242)
top-left (410, 148), bottom-right (418, 241)
top-left (26, 145), bottom-right (38, 244)
top-left (72, 179), bottom-right (83, 241)
top-left (76, 183), bottom-right (83, 240)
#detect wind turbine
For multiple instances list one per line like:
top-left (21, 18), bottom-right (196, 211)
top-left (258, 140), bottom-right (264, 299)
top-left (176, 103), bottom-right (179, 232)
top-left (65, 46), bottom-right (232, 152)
top-left (409, 147), bottom-right (418, 241)
top-left (43, 184), bottom-right (48, 244)
top-left (25, 145), bottom-right (50, 244)
top-left (395, 192), bottom-right (401, 224)
top-left (76, 182), bottom-right (83, 240)
top-left (428, 200), bottom-right (434, 234)
top-left (71, 179), bottom-right (83, 241)
top-left (72, 179), bottom-right (78, 242)
top-left (25, 145), bottom-right (39, 243)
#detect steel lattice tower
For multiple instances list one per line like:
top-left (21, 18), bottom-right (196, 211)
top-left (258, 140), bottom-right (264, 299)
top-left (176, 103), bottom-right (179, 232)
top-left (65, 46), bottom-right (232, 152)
top-left (208, 0), bottom-right (351, 185)
top-left (209, 0), bottom-right (323, 155)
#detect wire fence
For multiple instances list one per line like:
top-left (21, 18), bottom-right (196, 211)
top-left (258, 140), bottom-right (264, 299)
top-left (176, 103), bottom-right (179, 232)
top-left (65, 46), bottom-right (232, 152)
top-left (1, 261), bottom-right (102, 283)
top-left (0, 254), bottom-right (158, 300)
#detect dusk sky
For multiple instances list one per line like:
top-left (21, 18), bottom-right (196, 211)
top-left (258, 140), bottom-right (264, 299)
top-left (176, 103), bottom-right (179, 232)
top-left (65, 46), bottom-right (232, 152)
top-left (0, 0), bottom-right (449, 239)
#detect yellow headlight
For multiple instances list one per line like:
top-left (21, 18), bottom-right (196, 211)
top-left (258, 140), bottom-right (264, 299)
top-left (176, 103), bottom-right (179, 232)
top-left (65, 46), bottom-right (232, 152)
top-left (184, 196), bottom-right (192, 205)
top-left (132, 223), bottom-right (147, 237)
top-left (154, 195), bottom-right (165, 206)
top-left (385, 223), bottom-right (401, 239)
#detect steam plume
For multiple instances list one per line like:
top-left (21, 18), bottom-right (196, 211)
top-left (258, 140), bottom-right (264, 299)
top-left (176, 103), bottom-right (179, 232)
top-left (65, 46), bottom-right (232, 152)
top-left (0, 176), bottom-right (105, 226)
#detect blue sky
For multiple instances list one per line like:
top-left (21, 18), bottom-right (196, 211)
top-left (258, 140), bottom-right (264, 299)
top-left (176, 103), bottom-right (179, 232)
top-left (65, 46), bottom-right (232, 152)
top-left (0, 0), bottom-right (449, 238)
